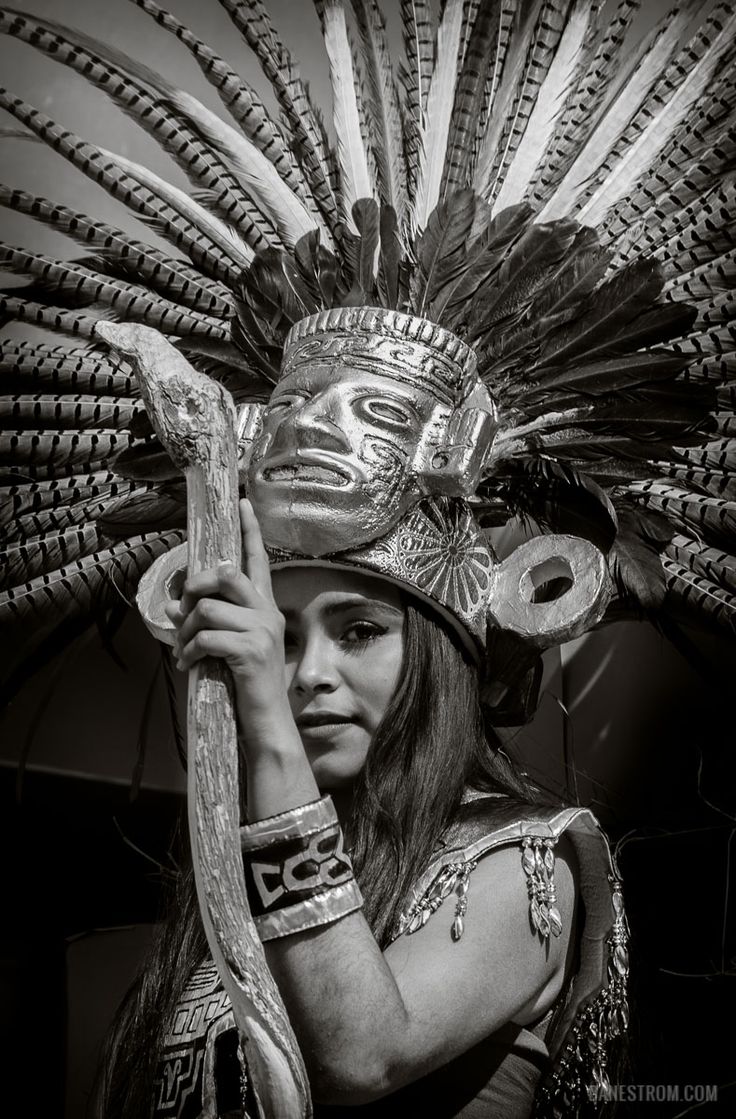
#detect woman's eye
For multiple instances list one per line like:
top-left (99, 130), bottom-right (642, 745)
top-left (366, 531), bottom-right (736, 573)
top-left (341, 622), bottom-right (387, 646)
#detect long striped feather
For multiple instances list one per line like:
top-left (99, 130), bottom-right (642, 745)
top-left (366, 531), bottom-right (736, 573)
top-left (0, 186), bottom-right (231, 316)
top-left (474, 1), bottom-right (518, 174)
top-left (400, 0), bottom-right (434, 114)
top-left (662, 555), bottom-right (736, 630)
top-left (166, 90), bottom-right (323, 248)
top-left (316, 0), bottom-right (375, 224)
top-left (586, 3), bottom-right (732, 198)
top-left (0, 530), bottom-right (185, 625)
top-left (442, 1), bottom-right (503, 197)
top-left (627, 481), bottom-right (735, 546)
top-left (19, 4), bottom-right (328, 249)
top-left (473, 0), bottom-right (545, 201)
top-left (413, 0), bottom-right (466, 231)
top-left (129, 0), bottom-right (315, 210)
top-left (0, 245), bottom-right (229, 340)
top-left (399, 0), bottom-right (434, 210)
top-left (2, 525), bottom-right (121, 589)
top-left (350, 0), bottom-right (408, 222)
top-left (1, 395), bottom-right (145, 432)
top-left (667, 534), bottom-right (736, 589)
top-left (100, 149), bottom-right (254, 275)
top-left (576, 7), bottom-right (736, 228)
top-left (537, 13), bottom-right (688, 221)
top-left (616, 166), bottom-right (736, 277)
top-left (0, 297), bottom-right (107, 341)
top-left (0, 92), bottom-right (245, 286)
top-left (34, 3), bottom-right (328, 245)
top-left (0, 427), bottom-right (139, 480)
top-left (0, 11), bottom-right (275, 250)
top-left (0, 343), bottom-right (135, 396)
top-left (599, 58), bottom-right (736, 244)
top-left (218, 0), bottom-right (339, 232)
top-left (525, 0), bottom-right (617, 205)
top-left (486, 1), bottom-right (572, 205)
top-left (492, 0), bottom-right (592, 213)
top-left (1, 474), bottom-right (144, 531)
top-left (665, 249), bottom-right (736, 303)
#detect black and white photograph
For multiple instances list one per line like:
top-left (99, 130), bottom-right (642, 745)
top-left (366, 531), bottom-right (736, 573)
top-left (1, 2), bottom-right (734, 1116)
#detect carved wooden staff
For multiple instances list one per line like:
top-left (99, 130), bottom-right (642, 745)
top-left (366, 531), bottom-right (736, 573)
top-left (95, 322), bottom-right (311, 1119)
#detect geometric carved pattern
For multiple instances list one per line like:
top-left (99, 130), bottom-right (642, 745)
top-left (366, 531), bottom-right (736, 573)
top-left (153, 962), bottom-right (254, 1119)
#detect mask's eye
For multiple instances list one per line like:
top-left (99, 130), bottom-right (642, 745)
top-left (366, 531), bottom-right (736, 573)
top-left (359, 398), bottom-right (415, 429)
top-left (266, 393), bottom-right (306, 416)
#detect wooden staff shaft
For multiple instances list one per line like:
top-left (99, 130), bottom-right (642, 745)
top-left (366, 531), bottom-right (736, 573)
top-left (95, 322), bottom-right (311, 1119)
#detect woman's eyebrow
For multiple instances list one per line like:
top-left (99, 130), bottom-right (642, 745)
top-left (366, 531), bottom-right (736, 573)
top-left (280, 598), bottom-right (403, 622)
top-left (322, 598), bottom-right (403, 618)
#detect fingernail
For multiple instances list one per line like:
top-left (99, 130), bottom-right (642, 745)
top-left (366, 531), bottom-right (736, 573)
top-left (218, 559), bottom-right (234, 571)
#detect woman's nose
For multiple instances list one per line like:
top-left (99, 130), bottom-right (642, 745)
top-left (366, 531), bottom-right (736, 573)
top-left (290, 635), bottom-right (339, 696)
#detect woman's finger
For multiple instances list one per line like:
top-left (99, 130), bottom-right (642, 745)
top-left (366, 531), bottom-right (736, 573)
top-left (240, 498), bottom-right (275, 603)
top-left (164, 600), bottom-right (184, 627)
top-left (180, 563), bottom-right (257, 615)
top-left (175, 628), bottom-right (244, 671)
top-left (175, 625), bottom-right (279, 673)
top-left (176, 599), bottom-right (269, 649)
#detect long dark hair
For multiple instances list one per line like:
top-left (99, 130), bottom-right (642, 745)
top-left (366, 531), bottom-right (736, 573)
top-left (95, 595), bottom-right (549, 1116)
top-left (349, 593), bottom-right (545, 945)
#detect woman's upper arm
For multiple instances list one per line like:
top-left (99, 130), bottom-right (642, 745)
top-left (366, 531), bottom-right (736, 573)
top-left (380, 833), bottom-right (578, 1082)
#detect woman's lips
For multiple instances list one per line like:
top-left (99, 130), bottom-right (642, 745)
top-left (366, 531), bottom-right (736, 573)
top-left (297, 713), bottom-right (355, 739)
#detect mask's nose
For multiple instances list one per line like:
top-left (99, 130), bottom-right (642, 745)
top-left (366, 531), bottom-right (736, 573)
top-left (269, 389), bottom-right (352, 454)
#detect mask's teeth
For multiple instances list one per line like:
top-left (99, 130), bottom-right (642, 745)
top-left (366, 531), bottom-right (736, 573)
top-left (264, 464), bottom-right (349, 486)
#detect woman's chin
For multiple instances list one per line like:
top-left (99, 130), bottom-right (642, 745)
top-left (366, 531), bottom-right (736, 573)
top-left (303, 730), bottom-right (370, 791)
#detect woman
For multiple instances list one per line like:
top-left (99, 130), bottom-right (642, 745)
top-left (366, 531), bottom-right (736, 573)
top-left (0, 2), bottom-right (729, 1114)
top-left (97, 497), bottom-right (625, 1119)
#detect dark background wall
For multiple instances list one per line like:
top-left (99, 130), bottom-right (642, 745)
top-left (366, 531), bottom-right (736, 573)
top-left (1, 2), bottom-right (734, 1117)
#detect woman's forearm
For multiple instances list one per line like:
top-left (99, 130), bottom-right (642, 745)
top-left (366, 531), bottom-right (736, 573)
top-left (243, 720), bottom-right (320, 820)
top-left (242, 734), bottom-right (413, 1103)
top-left (264, 911), bottom-right (412, 1104)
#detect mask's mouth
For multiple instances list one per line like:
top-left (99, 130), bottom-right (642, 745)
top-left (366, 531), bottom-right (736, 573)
top-left (264, 463), bottom-right (349, 486)
top-left (260, 453), bottom-right (355, 487)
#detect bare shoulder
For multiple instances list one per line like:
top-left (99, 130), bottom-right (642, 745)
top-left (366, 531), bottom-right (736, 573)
top-left (383, 829), bottom-right (580, 1059)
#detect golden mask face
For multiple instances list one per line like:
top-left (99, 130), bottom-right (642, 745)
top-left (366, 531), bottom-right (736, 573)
top-left (249, 365), bottom-right (455, 554)
top-left (246, 308), bottom-right (497, 556)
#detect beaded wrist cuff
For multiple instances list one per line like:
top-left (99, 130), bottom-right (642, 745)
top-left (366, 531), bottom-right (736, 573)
top-left (240, 797), bottom-right (363, 940)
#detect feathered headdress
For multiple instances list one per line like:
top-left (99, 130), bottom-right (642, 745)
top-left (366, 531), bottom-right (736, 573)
top-left (1, 0), bottom-right (733, 711)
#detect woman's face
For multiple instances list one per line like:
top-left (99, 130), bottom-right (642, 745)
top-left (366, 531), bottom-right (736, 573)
top-left (271, 567), bottom-right (405, 790)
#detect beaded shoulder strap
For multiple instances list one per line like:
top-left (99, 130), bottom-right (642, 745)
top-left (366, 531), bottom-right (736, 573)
top-left (392, 796), bottom-right (629, 1118)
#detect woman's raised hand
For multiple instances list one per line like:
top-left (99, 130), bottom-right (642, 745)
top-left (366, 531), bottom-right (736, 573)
top-left (165, 498), bottom-right (297, 749)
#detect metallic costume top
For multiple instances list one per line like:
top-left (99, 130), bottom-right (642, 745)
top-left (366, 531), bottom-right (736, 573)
top-left (153, 796), bottom-right (627, 1118)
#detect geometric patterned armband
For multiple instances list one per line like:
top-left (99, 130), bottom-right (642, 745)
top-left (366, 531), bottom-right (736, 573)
top-left (240, 796), bottom-right (363, 941)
